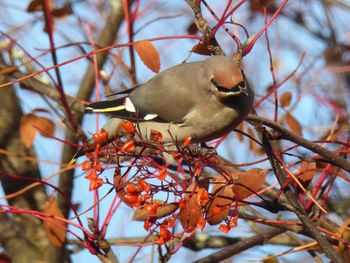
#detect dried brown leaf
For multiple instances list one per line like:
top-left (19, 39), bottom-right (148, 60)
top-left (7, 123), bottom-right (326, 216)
top-left (43, 195), bottom-right (66, 248)
top-left (191, 43), bottom-right (212, 56)
top-left (35, 116), bottom-right (55, 137)
top-left (27, 0), bottom-right (54, 12)
top-left (235, 122), bottom-right (245, 142)
top-left (27, 0), bottom-right (43, 12)
top-left (187, 22), bottom-right (198, 35)
top-left (235, 168), bottom-right (267, 199)
top-left (0, 66), bottom-right (18, 75)
top-left (114, 174), bottom-right (125, 193)
top-left (51, 5), bottom-right (73, 18)
top-left (132, 200), bottom-right (178, 221)
top-left (134, 41), bottom-right (160, 73)
top-left (279, 91), bottom-right (292, 107)
top-left (206, 176), bottom-right (234, 225)
top-left (179, 183), bottom-right (202, 231)
top-left (285, 112), bottom-right (302, 136)
top-left (298, 161), bottom-right (316, 182)
top-left (20, 114), bottom-right (55, 148)
top-left (247, 127), bottom-right (260, 154)
top-left (20, 114), bottom-right (38, 148)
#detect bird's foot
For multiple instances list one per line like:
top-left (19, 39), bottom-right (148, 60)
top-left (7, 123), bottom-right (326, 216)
top-left (183, 143), bottom-right (217, 157)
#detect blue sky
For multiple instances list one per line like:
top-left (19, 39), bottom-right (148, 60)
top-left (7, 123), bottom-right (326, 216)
top-left (0, 0), bottom-right (349, 262)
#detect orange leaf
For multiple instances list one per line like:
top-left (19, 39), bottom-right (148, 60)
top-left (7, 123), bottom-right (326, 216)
top-left (81, 161), bottom-right (92, 171)
top-left (121, 139), bottom-right (135, 153)
top-left (196, 216), bottom-right (206, 231)
top-left (159, 226), bottom-right (172, 242)
top-left (121, 120), bottom-right (135, 134)
top-left (285, 112), bottom-right (302, 136)
top-left (89, 177), bottom-right (103, 191)
top-left (19, 114), bottom-right (55, 148)
top-left (182, 136), bottom-right (192, 148)
top-left (157, 167), bottom-right (167, 181)
top-left (92, 129), bottom-right (108, 145)
top-left (125, 183), bottom-right (139, 194)
top-left (161, 217), bottom-right (176, 228)
top-left (43, 195), bottom-right (66, 248)
top-left (235, 122), bottom-right (245, 142)
top-left (298, 161), bottom-right (316, 182)
top-left (197, 188), bottom-right (209, 206)
top-left (134, 41), bottom-right (160, 73)
top-left (20, 114), bottom-right (38, 148)
top-left (144, 202), bottom-right (161, 216)
top-left (235, 168), bottom-right (267, 199)
top-left (206, 176), bottom-right (234, 225)
top-left (218, 224), bottom-right (231, 233)
top-left (35, 116), bottom-right (55, 137)
top-left (123, 193), bottom-right (141, 207)
top-left (150, 130), bottom-right (163, 143)
top-left (179, 183), bottom-right (203, 232)
top-left (279, 91), bottom-right (292, 107)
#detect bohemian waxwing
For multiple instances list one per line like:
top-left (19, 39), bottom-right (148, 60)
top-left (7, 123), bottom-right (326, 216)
top-left (72, 55), bottom-right (254, 162)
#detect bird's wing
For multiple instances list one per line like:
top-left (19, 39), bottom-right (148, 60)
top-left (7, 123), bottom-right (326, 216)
top-left (85, 60), bottom-right (210, 124)
top-left (129, 61), bottom-right (209, 124)
top-left (85, 96), bottom-right (169, 122)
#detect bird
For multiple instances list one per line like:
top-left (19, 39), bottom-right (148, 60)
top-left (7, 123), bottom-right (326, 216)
top-left (72, 55), bottom-right (254, 163)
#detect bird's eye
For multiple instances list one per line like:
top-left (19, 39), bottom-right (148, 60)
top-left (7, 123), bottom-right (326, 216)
top-left (210, 78), bottom-right (228, 92)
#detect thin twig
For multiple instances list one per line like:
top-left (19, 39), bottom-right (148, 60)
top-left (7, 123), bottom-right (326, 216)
top-left (185, 0), bottom-right (224, 55)
top-left (253, 118), bottom-right (343, 263)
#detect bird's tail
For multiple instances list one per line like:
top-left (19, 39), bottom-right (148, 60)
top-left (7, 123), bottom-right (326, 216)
top-left (85, 97), bottom-right (127, 114)
top-left (84, 97), bottom-right (143, 120)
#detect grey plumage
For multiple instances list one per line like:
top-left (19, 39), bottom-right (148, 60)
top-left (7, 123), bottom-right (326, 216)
top-left (85, 55), bottom-right (254, 144)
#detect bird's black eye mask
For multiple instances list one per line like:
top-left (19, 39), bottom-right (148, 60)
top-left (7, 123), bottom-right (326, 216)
top-left (210, 78), bottom-right (248, 97)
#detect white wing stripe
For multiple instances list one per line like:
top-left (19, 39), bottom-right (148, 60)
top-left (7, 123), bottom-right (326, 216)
top-left (124, 97), bottom-right (136, 112)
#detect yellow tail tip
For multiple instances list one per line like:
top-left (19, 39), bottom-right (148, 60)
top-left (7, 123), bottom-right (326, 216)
top-left (68, 158), bottom-right (77, 166)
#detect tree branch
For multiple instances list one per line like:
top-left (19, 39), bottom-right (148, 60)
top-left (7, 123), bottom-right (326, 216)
top-left (185, 0), bottom-right (224, 55)
top-left (247, 114), bottom-right (350, 173)
top-left (193, 228), bottom-right (285, 263)
top-left (58, 0), bottom-right (128, 220)
top-left (255, 120), bottom-right (343, 263)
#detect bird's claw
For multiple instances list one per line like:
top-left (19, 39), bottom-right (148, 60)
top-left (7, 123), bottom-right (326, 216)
top-left (183, 144), bottom-right (217, 157)
top-left (238, 84), bottom-right (248, 96)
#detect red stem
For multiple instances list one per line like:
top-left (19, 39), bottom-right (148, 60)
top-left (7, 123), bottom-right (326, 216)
top-left (0, 203), bottom-right (90, 240)
top-left (264, 8), bottom-right (279, 122)
top-left (42, 0), bottom-right (79, 130)
top-left (243, 0), bottom-right (289, 56)
top-left (123, 0), bottom-right (137, 85)
top-left (0, 35), bottom-right (202, 89)
top-left (0, 172), bottom-right (85, 229)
